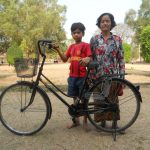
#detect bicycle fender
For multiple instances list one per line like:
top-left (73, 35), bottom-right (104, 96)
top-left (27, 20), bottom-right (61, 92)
top-left (17, 81), bottom-right (52, 118)
top-left (138, 91), bottom-right (142, 103)
top-left (135, 85), bottom-right (142, 103)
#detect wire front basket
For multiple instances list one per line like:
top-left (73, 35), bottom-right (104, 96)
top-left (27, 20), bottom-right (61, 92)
top-left (14, 58), bottom-right (39, 78)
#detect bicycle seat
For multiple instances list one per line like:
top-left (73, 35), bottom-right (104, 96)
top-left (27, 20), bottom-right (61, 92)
top-left (87, 61), bottom-right (99, 69)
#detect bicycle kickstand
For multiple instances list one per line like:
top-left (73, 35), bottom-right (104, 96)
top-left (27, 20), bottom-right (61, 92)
top-left (72, 117), bottom-right (77, 124)
top-left (112, 121), bottom-right (117, 141)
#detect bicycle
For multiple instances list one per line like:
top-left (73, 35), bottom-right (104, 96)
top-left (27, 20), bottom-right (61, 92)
top-left (0, 40), bottom-right (142, 141)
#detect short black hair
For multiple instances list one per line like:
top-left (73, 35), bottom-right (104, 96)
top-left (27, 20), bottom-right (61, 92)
top-left (96, 13), bottom-right (116, 30)
top-left (71, 22), bottom-right (86, 34)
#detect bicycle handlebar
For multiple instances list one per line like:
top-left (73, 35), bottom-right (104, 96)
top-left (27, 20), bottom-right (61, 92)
top-left (38, 40), bottom-right (53, 57)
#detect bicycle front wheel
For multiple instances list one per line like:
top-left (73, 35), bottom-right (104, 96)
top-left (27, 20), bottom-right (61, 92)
top-left (86, 78), bottom-right (141, 133)
top-left (0, 82), bottom-right (50, 135)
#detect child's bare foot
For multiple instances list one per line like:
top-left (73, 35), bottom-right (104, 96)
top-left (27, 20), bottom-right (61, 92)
top-left (83, 123), bottom-right (91, 132)
top-left (67, 122), bottom-right (80, 129)
top-left (67, 118), bottom-right (80, 129)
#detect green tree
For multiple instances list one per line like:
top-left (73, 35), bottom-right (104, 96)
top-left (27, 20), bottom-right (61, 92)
top-left (124, 9), bottom-right (137, 28)
top-left (0, 34), bottom-right (9, 54)
top-left (140, 26), bottom-right (150, 62)
top-left (0, 0), bottom-right (67, 56)
top-left (124, 0), bottom-right (150, 62)
top-left (123, 43), bottom-right (132, 63)
top-left (125, 0), bottom-right (150, 43)
top-left (6, 42), bottom-right (23, 65)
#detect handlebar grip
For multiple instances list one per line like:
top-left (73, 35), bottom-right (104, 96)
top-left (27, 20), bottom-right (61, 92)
top-left (38, 40), bottom-right (52, 46)
top-left (38, 39), bottom-right (53, 56)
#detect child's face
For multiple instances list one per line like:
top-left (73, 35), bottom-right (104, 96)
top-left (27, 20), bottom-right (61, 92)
top-left (71, 29), bottom-right (83, 43)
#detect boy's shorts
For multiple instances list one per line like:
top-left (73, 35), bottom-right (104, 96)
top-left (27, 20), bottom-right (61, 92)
top-left (67, 77), bottom-right (86, 97)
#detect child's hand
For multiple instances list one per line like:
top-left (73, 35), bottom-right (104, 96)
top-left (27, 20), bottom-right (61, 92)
top-left (79, 57), bottom-right (90, 66)
top-left (52, 43), bottom-right (59, 50)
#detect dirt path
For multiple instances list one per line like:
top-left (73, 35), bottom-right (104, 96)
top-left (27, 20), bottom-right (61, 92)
top-left (0, 85), bottom-right (150, 150)
top-left (0, 63), bottom-right (150, 150)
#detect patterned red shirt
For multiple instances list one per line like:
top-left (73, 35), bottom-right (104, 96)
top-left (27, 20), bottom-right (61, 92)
top-left (66, 42), bottom-right (92, 77)
top-left (90, 33), bottom-right (125, 79)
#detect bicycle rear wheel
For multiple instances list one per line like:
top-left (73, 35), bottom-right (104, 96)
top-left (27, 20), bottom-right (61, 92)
top-left (0, 82), bottom-right (50, 135)
top-left (86, 78), bottom-right (141, 133)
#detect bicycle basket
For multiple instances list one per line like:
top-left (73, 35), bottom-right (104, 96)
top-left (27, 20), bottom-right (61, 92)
top-left (14, 58), bottom-right (39, 78)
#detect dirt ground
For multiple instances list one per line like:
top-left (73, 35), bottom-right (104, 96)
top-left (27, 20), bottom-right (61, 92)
top-left (0, 63), bottom-right (150, 150)
top-left (0, 63), bottom-right (150, 86)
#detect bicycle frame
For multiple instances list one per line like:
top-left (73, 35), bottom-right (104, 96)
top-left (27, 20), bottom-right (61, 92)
top-left (21, 40), bottom-right (90, 115)
top-left (21, 40), bottom-right (128, 117)
top-left (0, 39), bottom-right (142, 141)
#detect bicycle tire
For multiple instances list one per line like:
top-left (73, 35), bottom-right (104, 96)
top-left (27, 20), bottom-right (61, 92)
top-left (0, 81), bottom-right (51, 135)
top-left (86, 78), bottom-right (141, 133)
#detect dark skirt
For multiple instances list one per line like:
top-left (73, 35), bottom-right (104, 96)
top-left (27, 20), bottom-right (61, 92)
top-left (94, 83), bottom-right (120, 122)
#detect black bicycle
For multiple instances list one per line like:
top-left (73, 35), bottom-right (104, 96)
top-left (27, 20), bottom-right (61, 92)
top-left (0, 40), bottom-right (142, 140)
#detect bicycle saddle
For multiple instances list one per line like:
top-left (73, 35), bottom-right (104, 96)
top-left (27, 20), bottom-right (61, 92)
top-left (87, 61), bottom-right (99, 69)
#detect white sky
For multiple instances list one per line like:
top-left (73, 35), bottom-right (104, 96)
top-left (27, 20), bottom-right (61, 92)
top-left (58, 0), bottom-right (142, 42)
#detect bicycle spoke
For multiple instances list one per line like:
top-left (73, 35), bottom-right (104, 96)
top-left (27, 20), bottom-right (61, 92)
top-left (86, 78), bottom-right (141, 133)
top-left (0, 82), bottom-right (50, 135)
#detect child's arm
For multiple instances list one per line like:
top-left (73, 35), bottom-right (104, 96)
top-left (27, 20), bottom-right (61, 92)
top-left (52, 44), bottom-right (68, 62)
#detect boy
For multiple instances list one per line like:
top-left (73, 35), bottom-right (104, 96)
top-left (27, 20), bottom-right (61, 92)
top-left (52, 22), bottom-right (92, 130)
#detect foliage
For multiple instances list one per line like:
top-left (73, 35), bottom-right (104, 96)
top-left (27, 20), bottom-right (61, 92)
top-left (125, 0), bottom-right (150, 43)
top-left (124, 9), bottom-right (137, 28)
top-left (124, 0), bottom-right (150, 62)
top-left (140, 26), bottom-right (150, 62)
top-left (0, 35), bottom-right (9, 54)
top-left (6, 42), bottom-right (23, 65)
top-left (46, 41), bottom-right (67, 59)
top-left (123, 43), bottom-right (131, 63)
top-left (0, 0), bottom-right (67, 57)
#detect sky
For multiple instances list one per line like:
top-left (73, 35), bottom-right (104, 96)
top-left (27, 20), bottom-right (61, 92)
top-left (58, 0), bottom-right (142, 42)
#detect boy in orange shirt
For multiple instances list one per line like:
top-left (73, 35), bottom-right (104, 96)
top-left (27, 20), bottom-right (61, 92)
top-left (52, 22), bottom-right (92, 130)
